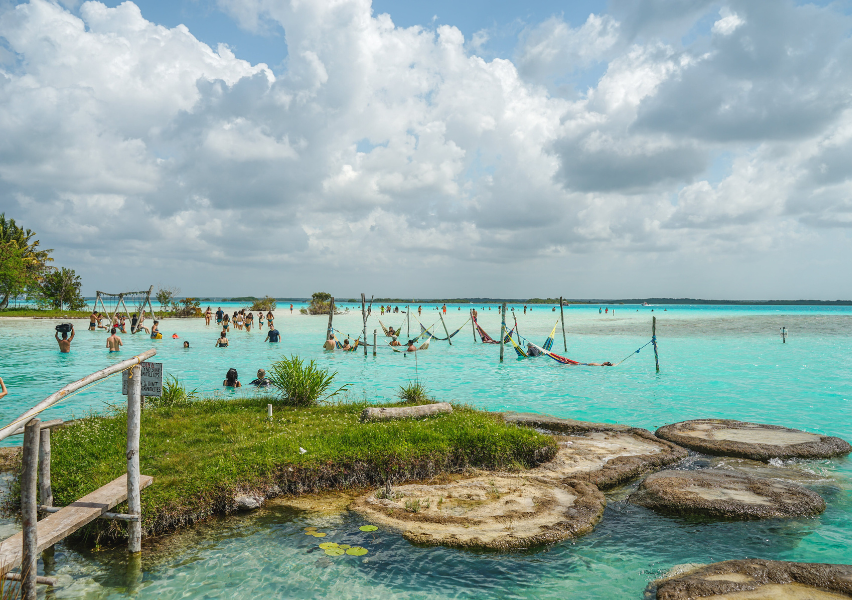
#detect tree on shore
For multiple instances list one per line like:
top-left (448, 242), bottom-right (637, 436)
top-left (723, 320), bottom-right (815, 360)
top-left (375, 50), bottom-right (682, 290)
top-left (0, 213), bottom-right (53, 308)
top-left (37, 267), bottom-right (87, 311)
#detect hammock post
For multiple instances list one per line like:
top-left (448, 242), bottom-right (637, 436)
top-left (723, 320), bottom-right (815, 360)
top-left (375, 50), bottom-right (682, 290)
top-left (438, 311), bottom-right (452, 345)
top-left (327, 296), bottom-right (335, 345)
top-left (361, 294), bottom-right (367, 356)
top-left (470, 309), bottom-right (477, 342)
top-left (499, 302), bottom-right (507, 362)
top-left (559, 296), bottom-right (567, 352)
top-left (652, 316), bottom-right (660, 373)
top-left (373, 329), bottom-right (377, 356)
top-left (407, 306), bottom-right (410, 338)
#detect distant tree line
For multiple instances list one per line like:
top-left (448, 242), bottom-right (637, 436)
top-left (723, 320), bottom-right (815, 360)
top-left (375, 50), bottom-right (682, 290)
top-left (0, 213), bottom-right (86, 311)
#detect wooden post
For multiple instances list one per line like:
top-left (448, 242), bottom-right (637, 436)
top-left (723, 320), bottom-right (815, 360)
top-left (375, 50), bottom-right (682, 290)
top-left (326, 296), bottom-right (335, 345)
top-left (499, 302), bottom-right (507, 362)
top-left (559, 296), bottom-right (567, 352)
top-left (407, 305), bottom-right (410, 338)
top-left (652, 316), bottom-right (660, 373)
top-left (21, 418), bottom-right (40, 600)
top-left (126, 364), bottom-right (142, 554)
top-left (267, 404), bottom-right (272, 420)
top-left (361, 293), bottom-right (368, 356)
top-left (438, 311), bottom-right (452, 345)
top-left (373, 329), bottom-right (377, 356)
top-left (471, 309), bottom-right (477, 342)
top-left (39, 429), bottom-right (52, 508)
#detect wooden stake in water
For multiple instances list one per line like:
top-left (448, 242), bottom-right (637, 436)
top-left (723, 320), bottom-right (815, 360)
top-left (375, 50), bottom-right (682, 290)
top-left (438, 310), bottom-right (452, 345)
top-left (470, 309), bottom-right (477, 342)
top-left (781, 327), bottom-right (787, 343)
top-left (327, 296), bottom-right (335, 345)
top-left (126, 364), bottom-right (142, 554)
top-left (559, 296), bottom-right (567, 352)
top-left (407, 305), bottom-right (410, 338)
top-left (21, 418), bottom-right (40, 600)
top-left (361, 293), bottom-right (367, 356)
top-left (652, 316), bottom-right (660, 373)
top-left (373, 329), bottom-right (377, 356)
top-left (499, 302), bottom-right (507, 362)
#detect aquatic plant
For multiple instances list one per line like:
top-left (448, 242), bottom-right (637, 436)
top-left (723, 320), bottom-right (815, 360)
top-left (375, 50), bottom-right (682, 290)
top-left (150, 375), bottom-right (197, 408)
top-left (397, 380), bottom-right (429, 404)
top-left (267, 355), bottom-right (349, 407)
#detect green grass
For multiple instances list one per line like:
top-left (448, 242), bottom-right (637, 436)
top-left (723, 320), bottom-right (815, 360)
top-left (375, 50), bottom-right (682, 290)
top-left (48, 398), bottom-right (556, 540)
top-left (0, 308), bottom-right (90, 318)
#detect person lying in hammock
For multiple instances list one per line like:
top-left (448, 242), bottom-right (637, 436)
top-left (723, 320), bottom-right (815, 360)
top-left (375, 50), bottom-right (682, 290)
top-left (388, 327), bottom-right (396, 337)
top-left (342, 338), bottom-right (351, 350)
top-left (587, 362), bottom-right (614, 366)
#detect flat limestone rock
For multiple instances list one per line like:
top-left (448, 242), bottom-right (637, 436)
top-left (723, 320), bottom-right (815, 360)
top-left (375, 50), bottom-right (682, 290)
top-left (529, 429), bottom-right (688, 490)
top-left (351, 475), bottom-right (605, 550)
top-left (707, 457), bottom-right (834, 485)
top-left (629, 469), bottom-right (825, 519)
top-left (503, 412), bottom-right (633, 434)
top-left (647, 559), bottom-right (852, 599)
top-left (655, 419), bottom-right (851, 461)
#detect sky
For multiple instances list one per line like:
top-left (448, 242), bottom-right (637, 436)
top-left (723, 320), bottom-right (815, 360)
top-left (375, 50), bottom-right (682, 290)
top-left (2, 0), bottom-right (852, 300)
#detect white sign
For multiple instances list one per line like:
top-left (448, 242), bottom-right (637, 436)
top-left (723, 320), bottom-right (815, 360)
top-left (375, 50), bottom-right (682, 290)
top-left (122, 362), bottom-right (163, 397)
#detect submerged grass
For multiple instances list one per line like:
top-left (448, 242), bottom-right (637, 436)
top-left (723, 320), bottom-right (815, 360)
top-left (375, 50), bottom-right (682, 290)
top-left (46, 397), bottom-right (555, 540)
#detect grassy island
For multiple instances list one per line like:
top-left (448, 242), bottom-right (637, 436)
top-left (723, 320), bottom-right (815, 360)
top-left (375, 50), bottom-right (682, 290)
top-left (46, 397), bottom-right (556, 541)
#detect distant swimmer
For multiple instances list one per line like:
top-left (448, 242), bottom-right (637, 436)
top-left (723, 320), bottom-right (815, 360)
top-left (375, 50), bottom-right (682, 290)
top-left (183, 341), bottom-right (190, 348)
top-left (418, 305), bottom-right (422, 316)
top-left (524, 305), bottom-right (527, 314)
top-left (55, 324), bottom-right (74, 353)
top-left (216, 331), bottom-right (229, 347)
top-left (106, 328), bottom-right (122, 352)
top-left (223, 368), bottom-right (241, 388)
top-left (265, 328), bottom-right (281, 343)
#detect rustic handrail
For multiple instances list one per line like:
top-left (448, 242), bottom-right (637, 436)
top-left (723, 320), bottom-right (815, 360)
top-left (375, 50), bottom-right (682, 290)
top-left (0, 349), bottom-right (156, 442)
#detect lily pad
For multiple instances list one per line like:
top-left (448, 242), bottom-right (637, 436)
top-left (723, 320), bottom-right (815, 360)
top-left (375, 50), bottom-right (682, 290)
top-left (337, 544), bottom-right (351, 549)
top-left (359, 525), bottom-right (378, 532)
top-left (312, 532), bottom-right (327, 537)
top-left (346, 546), bottom-right (369, 556)
top-left (324, 548), bottom-right (345, 556)
top-left (318, 542), bottom-right (339, 550)
top-left (304, 526), bottom-right (317, 531)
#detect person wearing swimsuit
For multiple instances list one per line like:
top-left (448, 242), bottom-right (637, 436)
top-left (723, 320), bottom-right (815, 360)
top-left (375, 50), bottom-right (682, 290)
top-left (216, 331), bottom-right (229, 347)
top-left (205, 307), bottom-right (212, 326)
top-left (245, 312), bottom-right (253, 332)
top-left (267, 311), bottom-right (273, 329)
top-left (258, 311), bottom-right (264, 330)
top-left (89, 310), bottom-right (97, 331)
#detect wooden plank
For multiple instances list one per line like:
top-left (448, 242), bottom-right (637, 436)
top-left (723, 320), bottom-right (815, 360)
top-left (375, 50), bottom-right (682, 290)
top-left (9, 419), bottom-right (63, 437)
top-left (0, 474), bottom-right (153, 573)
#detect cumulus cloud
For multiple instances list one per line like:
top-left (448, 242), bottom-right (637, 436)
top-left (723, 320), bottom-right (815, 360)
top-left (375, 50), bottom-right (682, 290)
top-left (1, 0), bottom-right (852, 296)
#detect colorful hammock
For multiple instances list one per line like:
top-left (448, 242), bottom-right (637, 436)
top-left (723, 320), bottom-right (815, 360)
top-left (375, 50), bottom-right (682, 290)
top-left (472, 315), bottom-right (514, 344)
top-left (379, 320), bottom-right (404, 337)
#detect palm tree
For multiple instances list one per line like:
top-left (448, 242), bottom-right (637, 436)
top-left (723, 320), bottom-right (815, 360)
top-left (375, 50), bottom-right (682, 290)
top-left (0, 213), bottom-right (53, 308)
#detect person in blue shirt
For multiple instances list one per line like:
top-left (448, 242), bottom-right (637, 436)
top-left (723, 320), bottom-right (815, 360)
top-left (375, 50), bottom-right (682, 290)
top-left (265, 328), bottom-right (281, 342)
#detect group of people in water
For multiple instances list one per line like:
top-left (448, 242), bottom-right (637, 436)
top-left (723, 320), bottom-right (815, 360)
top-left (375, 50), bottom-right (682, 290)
top-left (211, 307), bottom-right (281, 348)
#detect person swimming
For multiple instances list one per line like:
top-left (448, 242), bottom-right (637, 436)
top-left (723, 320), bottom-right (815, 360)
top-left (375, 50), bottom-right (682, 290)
top-left (223, 368), bottom-right (241, 388)
top-left (106, 328), bottom-right (122, 352)
top-left (250, 369), bottom-right (270, 387)
top-left (323, 335), bottom-right (336, 350)
top-left (216, 331), bottom-right (229, 347)
top-left (183, 341), bottom-right (190, 348)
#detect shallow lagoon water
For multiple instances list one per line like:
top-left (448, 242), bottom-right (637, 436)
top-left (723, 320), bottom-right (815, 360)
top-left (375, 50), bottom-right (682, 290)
top-left (0, 303), bottom-right (850, 598)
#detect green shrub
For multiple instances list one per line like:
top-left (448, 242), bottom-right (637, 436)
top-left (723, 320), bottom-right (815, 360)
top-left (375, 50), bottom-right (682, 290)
top-left (268, 355), bottom-right (349, 406)
top-left (398, 380), bottom-right (430, 403)
top-left (249, 296), bottom-right (277, 311)
top-left (150, 375), bottom-right (197, 408)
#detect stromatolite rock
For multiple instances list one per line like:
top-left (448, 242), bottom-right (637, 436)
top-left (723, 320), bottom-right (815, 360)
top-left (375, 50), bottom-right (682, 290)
top-left (646, 559), bottom-right (852, 599)
top-left (351, 475), bottom-right (605, 550)
top-left (505, 412), bottom-right (687, 489)
top-left (629, 469), bottom-right (825, 519)
top-left (234, 494), bottom-right (264, 511)
top-left (655, 419), bottom-right (851, 461)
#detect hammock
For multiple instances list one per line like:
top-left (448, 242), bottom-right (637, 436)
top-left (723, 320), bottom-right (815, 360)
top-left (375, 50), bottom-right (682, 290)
top-left (379, 320), bottom-right (404, 337)
top-left (419, 318), bottom-right (470, 341)
top-left (507, 333), bottom-right (527, 358)
top-left (542, 321), bottom-right (558, 351)
top-left (472, 315), bottom-right (514, 344)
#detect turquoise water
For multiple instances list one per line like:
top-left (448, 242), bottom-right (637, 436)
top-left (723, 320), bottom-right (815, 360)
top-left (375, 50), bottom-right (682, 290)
top-left (0, 304), bottom-right (850, 598)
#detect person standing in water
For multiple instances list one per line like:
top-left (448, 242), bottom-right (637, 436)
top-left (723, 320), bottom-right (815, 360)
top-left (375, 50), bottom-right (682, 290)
top-left (265, 327), bottom-right (281, 342)
top-left (205, 306), bottom-right (212, 326)
top-left (106, 328), bottom-right (122, 352)
top-left (290, 303), bottom-right (293, 314)
top-left (55, 325), bottom-right (74, 353)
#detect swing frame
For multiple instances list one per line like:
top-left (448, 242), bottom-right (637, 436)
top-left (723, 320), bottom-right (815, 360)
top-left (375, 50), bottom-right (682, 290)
top-left (93, 286), bottom-right (157, 332)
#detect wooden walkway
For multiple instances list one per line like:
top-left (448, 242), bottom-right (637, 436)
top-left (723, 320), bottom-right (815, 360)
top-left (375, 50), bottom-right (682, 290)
top-left (0, 474), bottom-right (153, 571)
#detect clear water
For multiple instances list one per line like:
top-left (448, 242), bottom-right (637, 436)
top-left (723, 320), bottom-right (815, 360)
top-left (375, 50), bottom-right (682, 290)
top-left (0, 304), bottom-right (850, 598)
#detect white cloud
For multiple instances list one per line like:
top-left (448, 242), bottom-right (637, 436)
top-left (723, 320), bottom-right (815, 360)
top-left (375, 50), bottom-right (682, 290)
top-left (712, 7), bottom-right (744, 36)
top-left (1, 0), bottom-right (852, 297)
